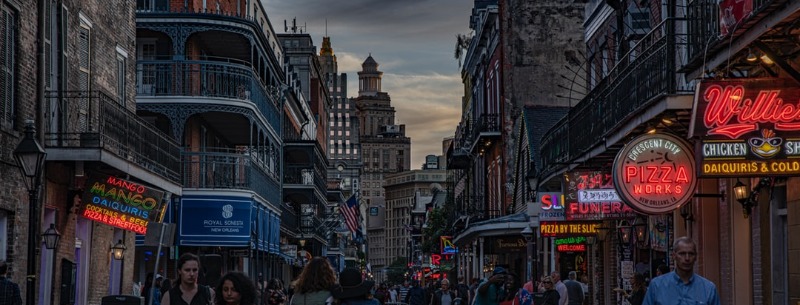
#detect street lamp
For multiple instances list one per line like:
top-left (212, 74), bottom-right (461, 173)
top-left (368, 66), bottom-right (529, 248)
top-left (42, 223), bottom-right (61, 250)
top-left (111, 240), bottom-right (127, 260)
top-left (520, 226), bottom-right (534, 283)
top-left (14, 119), bottom-right (46, 305)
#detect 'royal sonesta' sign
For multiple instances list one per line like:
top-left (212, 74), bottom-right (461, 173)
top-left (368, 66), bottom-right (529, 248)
top-left (80, 175), bottom-right (166, 234)
top-left (690, 79), bottom-right (800, 177)
top-left (612, 133), bottom-right (697, 214)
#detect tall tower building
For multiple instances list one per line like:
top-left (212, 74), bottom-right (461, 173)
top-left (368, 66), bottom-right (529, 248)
top-left (321, 37), bottom-right (362, 198)
top-left (355, 55), bottom-right (411, 270)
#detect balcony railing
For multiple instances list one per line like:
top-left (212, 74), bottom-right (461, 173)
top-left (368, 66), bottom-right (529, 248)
top-left (136, 58), bottom-right (281, 132)
top-left (281, 203), bottom-right (299, 234)
top-left (540, 19), bottom-right (691, 178)
top-left (44, 91), bottom-right (181, 184)
top-left (685, 0), bottom-right (780, 71)
top-left (471, 113), bottom-right (500, 141)
top-left (182, 148), bottom-right (281, 205)
top-left (284, 166), bottom-right (327, 193)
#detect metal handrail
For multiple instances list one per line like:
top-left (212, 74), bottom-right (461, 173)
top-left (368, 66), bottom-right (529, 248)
top-left (136, 59), bottom-right (281, 131)
top-left (181, 149), bottom-right (280, 205)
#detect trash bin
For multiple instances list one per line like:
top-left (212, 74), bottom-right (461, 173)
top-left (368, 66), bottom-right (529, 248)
top-left (101, 295), bottom-right (144, 305)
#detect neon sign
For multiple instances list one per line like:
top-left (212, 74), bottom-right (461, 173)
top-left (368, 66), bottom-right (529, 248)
top-left (691, 79), bottom-right (800, 176)
top-left (563, 171), bottom-right (638, 220)
top-left (613, 133), bottom-right (696, 214)
top-left (557, 244), bottom-right (586, 252)
top-left (540, 222), bottom-right (600, 237)
top-left (538, 192), bottom-right (565, 221)
top-left (80, 175), bottom-right (165, 234)
top-left (440, 236), bottom-right (458, 254)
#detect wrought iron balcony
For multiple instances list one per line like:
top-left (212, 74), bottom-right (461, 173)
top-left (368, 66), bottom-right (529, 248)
top-left (471, 113), bottom-right (500, 144)
top-left (684, 0), bottom-right (782, 72)
top-left (284, 166), bottom-right (327, 193)
top-left (281, 203), bottom-right (299, 235)
top-left (540, 19), bottom-right (692, 178)
top-left (448, 122), bottom-right (472, 169)
top-left (136, 58), bottom-right (281, 132)
top-left (182, 148), bottom-right (281, 205)
top-left (44, 90), bottom-right (181, 184)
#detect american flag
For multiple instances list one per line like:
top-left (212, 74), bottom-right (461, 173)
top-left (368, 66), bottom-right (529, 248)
top-left (341, 195), bottom-right (359, 233)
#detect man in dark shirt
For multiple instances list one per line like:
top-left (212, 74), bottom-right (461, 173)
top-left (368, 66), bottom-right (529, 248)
top-left (0, 260), bottom-right (22, 305)
top-left (563, 272), bottom-right (584, 305)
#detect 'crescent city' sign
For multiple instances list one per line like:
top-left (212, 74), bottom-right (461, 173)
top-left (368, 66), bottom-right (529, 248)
top-left (612, 133), bottom-right (697, 214)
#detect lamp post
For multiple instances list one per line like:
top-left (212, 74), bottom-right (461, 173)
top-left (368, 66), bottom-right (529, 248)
top-left (520, 226), bottom-right (534, 284)
top-left (42, 224), bottom-right (61, 250)
top-left (14, 120), bottom-right (46, 305)
top-left (111, 239), bottom-right (126, 293)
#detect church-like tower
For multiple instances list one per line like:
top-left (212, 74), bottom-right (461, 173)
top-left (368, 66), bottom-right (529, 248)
top-left (355, 55), bottom-right (411, 272)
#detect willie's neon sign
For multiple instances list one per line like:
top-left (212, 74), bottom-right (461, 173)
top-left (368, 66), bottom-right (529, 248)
top-left (691, 79), bottom-right (800, 177)
top-left (702, 84), bottom-right (800, 138)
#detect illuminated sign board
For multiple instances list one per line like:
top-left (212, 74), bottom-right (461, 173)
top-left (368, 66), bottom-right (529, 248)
top-left (557, 244), bottom-right (587, 252)
top-left (690, 79), bottom-right (800, 177)
top-left (440, 236), bottom-right (457, 254)
top-left (563, 171), bottom-right (638, 220)
top-left (80, 175), bottom-right (165, 234)
top-left (612, 133), bottom-right (697, 214)
top-left (554, 236), bottom-right (587, 245)
top-left (538, 192), bottom-right (565, 221)
top-left (540, 222), bottom-right (600, 237)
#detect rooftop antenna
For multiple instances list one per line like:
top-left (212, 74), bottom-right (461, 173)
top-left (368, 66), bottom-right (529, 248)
top-left (284, 20), bottom-right (288, 32)
top-left (325, 19), bottom-right (328, 36)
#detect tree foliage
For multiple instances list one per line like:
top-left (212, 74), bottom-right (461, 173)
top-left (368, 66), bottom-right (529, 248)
top-left (420, 207), bottom-right (448, 253)
top-left (386, 257), bottom-right (408, 285)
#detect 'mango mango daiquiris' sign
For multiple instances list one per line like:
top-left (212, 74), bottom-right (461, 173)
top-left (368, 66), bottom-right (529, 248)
top-left (80, 175), bottom-right (165, 234)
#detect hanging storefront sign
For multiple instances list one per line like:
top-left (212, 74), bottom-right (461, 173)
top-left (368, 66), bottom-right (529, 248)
top-left (538, 192), bottom-right (566, 221)
top-left (80, 175), bottom-right (166, 234)
top-left (440, 236), bottom-right (457, 254)
top-left (690, 79), bottom-right (800, 177)
top-left (719, 0), bottom-right (753, 36)
top-left (556, 244), bottom-right (586, 252)
top-left (563, 171), bottom-right (638, 220)
top-left (179, 196), bottom-right (252, 246)
top-left (540, 222), bottom-right (601, 237)
top-left (612, 133), bottom-right (697, 214)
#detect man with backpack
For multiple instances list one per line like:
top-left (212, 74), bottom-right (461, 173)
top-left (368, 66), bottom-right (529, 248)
top-left (455, 277), bottom-right (471, 305)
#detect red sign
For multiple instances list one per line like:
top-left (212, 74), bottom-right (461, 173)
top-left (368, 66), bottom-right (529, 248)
top-left (613, 133), bottom-right (697, 214)
top-left (690, 79), bottom-right (800, 176)
top-left (557, 244), bottom-right (586, 252)
top-left (563, 171), bottom-right (638, 220)
top-left (80, 175), bottom-right (166, 234)
top-left (719, 0), bottom-right (753, 36)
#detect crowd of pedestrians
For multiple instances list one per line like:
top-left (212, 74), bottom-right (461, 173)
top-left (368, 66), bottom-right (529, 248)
top-left (0, 236), bottom-right (719, 305)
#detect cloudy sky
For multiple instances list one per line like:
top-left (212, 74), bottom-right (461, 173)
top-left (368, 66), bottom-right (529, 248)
top-left (262, 0), bottom-right (474, 168)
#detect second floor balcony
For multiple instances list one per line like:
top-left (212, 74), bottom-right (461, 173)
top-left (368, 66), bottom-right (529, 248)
top-left (44, 90), bottom-right (182, 191)
top-left (182, 148), bottom-right (281, 206)
top-left (540, 19), bottom-right (693, 179)
top-left (136, 57), bottom-right (281, 132)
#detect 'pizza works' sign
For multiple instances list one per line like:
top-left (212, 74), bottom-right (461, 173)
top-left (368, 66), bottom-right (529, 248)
top-left (690, 79), bottom-right (800, 177)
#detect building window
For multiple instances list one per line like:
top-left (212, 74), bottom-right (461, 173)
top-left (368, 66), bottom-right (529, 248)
top-left (78, 17), bottom-right (92, 131)
top-left (116, 47), bottom-right (127, 106)
top-left (1, 5), bottom-right (17, 129)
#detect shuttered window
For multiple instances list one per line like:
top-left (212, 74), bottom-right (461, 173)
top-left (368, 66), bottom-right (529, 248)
top-left (78, 22), bottom-right (90, 131)
top-left (0, 5), bottom-right (16, 129)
